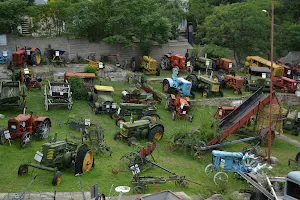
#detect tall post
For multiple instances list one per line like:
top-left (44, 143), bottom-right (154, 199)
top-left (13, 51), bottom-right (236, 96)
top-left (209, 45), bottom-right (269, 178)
top-left (268, 0), bottom-right (275, 163)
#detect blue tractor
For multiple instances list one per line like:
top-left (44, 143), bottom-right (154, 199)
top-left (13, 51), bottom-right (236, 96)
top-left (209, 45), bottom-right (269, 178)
top-left (162, 68), bottom-right (195, 98)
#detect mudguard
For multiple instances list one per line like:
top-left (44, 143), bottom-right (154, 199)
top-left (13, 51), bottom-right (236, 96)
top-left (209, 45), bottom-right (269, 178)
top-left (163, 78), bottom-right (175, 88)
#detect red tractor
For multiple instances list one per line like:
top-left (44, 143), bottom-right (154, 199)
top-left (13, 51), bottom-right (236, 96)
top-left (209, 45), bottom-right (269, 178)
top-left (213, 106), bottom-right (236, 119)
top-left (272, 77), bottom-right (298, 93)
top-left (165, 94), bottom-right (193, 122)
top-left (10, 47), bottom-right (41, 68)
top-left (213, 74), bottom-right (244, 95)
top-left (212, 58), bottom-right (234, 75)
top-left (160, 54), bottom-right (193, 73)
top-left (0, 111), bottom-right (51, 148)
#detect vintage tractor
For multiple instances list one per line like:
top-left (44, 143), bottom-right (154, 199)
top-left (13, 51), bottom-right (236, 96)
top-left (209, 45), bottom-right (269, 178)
top-left (45, 47), bottom-right (68, 66)
top-left (114, 116), bottom-right (164, 145)
top-left (165, 94), bottom-right (193, 122)
top-left (211, 58), bottom-right (234, 75)
top-left (213, 106), bottom-right (236, 119)
top-left (19, 68), bottom-right (42, 89)
top-left (0, 49), bottom-right (12, 64)
top-left (190, 56), bottom-right (214, 74)
top-left (0, 80), bottom-right (26, 108)
top-left (121, 85), bottom-right (162, 105)
top-left (0, 111), bottom-right (51, 148)
top-left (18, 135), bottom-right (94, 186)
top-left (282, 108), bottom-right (300, 136)
top-left (244, 66), bottom-right (271, 92)
top-left (186, 73), bottom-right (223, 98)
top-left (272, 76), bottom-right (298, 93)
top-left (110, 103), bottom-right (160, 127)
top-left (88, 85), bottom-right (118, 114)
top-left (160, 53), bottom-right (193, 73)
top-left (162, 68), bottom-right (195, 98)
top-left (212, 74), bottom-right (244, 95)
top-left (130, 56), bottom-right (160, 76)
top-left (11, 47), bottom-right (41, 68)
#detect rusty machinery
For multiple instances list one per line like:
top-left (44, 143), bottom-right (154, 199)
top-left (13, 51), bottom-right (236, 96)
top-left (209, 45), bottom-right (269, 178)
top-left (165, 94), bottom-right (193, 122)
top-left (10, 47), bottom-right (41, 68)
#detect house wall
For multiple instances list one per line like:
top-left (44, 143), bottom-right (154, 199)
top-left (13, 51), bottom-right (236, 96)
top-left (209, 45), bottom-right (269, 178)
top-left (0, 35), bottom-right (191, 63)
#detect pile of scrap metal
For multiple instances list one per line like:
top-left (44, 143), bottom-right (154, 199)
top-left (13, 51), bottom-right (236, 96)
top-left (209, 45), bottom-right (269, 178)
top-left (120, 143), bottom-right (201, 193)
top-left (65, 117), bottom-right (112, 156)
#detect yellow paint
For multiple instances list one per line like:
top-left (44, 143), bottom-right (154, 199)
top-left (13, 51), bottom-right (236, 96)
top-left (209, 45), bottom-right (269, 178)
top-left (245, 56), bottom-right (284, 77)
top-left (94, 85), bottom-right (115, 92)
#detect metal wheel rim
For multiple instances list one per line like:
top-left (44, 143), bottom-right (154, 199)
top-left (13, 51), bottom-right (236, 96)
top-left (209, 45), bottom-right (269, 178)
top-left (21, 134), bottom-right (31, 148)
top-left (214, 172), bottom-right (228, 186)
top-left (202, 91), bottom-right (207, 98)
top-left (161, 58), bottom-right (169, 70)
top-left (36, 54), bottom-right (41, 64)
top-left (151, 115), bottom-right (158, 121)
top-left (233, 89), bottom-right (238, 94)
top-left (39, 122), bottom-right (50, 138)
top-left (205, 164), bottom-right (214, 175)
top-left (117, 120), bottom-right (125, 126)
top-left (82, 151), bottom-right (94, 172)
top-left (154, 132), bottom-right (163, 141)
top-left (56, 174), bottom-right (62, 185)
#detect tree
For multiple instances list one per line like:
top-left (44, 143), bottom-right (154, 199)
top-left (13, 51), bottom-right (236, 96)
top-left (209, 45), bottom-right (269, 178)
top-left (199, 0), bottom-right (270, 66)
top-left (0, 0), bottom-right (26, 33)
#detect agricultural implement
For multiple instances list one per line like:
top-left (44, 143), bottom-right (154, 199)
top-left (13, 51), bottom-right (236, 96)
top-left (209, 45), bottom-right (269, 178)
top-left (131, 56), bottom-right (160, 76)
top-left (64, 72), bottom-right (96, 85)
top-left (165, 94), bottom-right (193, 122)
top-left (66, 117), bottom-right (112, 155)
top-left (162, 68), bottom-right (195, 98)
top-left (44, 80), bottom-right (73, 111)
top-left (18, 134), bottom-right (95, 186)
top-left (11, 47), bottom-right (41, 68)
top-left (110, 103), bottom-right (160, 127)
top-left (88, 85), bottom-right (118, 115)
top-left (282, 108), bottom-right (300, 135)
top-left (186, 73), bottom-right (223, 98)
top-left (213, 106), bottom-right (236, 119)
top-left (244, 66), bottom-right (271, 92)
top-left (6, 175), bottom-right (37, 200)
top-left (190, 56), bottom-right (213, 74)
top-left (213, 74), bottom-right (244, 95)
top-left (211, 57), bottom-right (234, 75)
top-left (20, 68), bottom-right (42, 89)
top-left (171, 88), bottom-right (281, 155)
top-left (0, 80), bottom-right (26, 108)
top-left (84, 58), bottom-right (104, 71)
top-left (114, 116), bottom-right (164, 145)
top-left (0, 110), bottom-right (51, 148)
top-left (0, 49), bottom-right (11, 64)
top-left (272, 76), bottom-right (298, 93)
top-left (160, 53), bottom-right (193, 73)
top-left (45, 47), bottom-right (68, 66)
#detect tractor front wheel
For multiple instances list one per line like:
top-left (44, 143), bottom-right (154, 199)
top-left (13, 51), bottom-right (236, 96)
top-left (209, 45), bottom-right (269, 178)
top-left (148, 126), bottom-right (164, 142)
top-left (35, 120), bottom-right (51, 139)
top-left (31, 49), bottom-right (41, 66)
top-left (165, 95), bottom-right (174, 111)
top-left (202, 89), bottom-right (210, 98)
top-left (52, 171), bottom-right (62, 186)
top-left (115, 118), bottom-right (125, 127)
top-left (18, 164), bottom-right (28, 176)
top-left (218, 90), bottom-right (224, 97)
top-left (20, 132), bottom-right (31, 148)
top-left (130, 57), bottom-right (141, 72)
top-left (160, 56), bottom-right (171, 70)
top-left (295, 152), bottom-right (300, 162)
top-left (75, 145), bottom-right (94, 174)
top-left (186, 74), bottom-right (198, 90)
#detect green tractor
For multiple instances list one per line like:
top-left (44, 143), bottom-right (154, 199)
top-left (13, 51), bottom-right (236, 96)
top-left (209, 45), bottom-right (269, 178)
top-left (190, 56), bottom-right (214, 74)
top-left (283, 108), bottom-right (300, 136)
top-left (110, 103), bottom-right (160, 127)
top-left (186, 73), bottom-right (223, 98)
top-left (88, 85), bottom-right (118, 114)
top-left (114, 116), bottom-right (164, 146)
top-left (17, 135), bottom-right (95, 186)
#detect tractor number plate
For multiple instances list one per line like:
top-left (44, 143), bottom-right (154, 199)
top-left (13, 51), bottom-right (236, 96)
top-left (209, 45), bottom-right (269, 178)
top-left (4, 130), bottom-right (10, 139)
top-left (34, 151), bottom-right (43, 163)
top-left (112, 104), bottom-right (117, 109)
top-left (187, 61), bottom-right (191, 67)
top-left (106, 105), bottom-right (110, 108)
top-left (2, 50), bottom-right (7, 57)
top-left (206, 61), bottom-right (210, 66)
top-left (120, 122), bottom-right (124, 128)
top-left (182, 111), bottom-right (186, 115)
top-left (55, 51), bottom-right (60, 56)
top-left (229, 63), bottom-right (232, 68)
top-left (60, 92), bottom-right (63, 95)
top-left (85, 119), bottom-right (90, 126)
top-left (26, 50), bottom-right (31, 55)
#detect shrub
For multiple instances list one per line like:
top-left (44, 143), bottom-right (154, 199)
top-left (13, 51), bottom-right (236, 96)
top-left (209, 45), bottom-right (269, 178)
top-left (68, 76), bottom-right (86, 100)
top-left (84, 65), bottom-right (97, 75)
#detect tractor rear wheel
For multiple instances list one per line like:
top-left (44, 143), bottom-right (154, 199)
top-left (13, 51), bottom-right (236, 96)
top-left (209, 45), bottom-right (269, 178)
top-left (233, 88), bottom-right (242, 95)
top-left (35, 120), bottom-right (51, 139)
top-left (75, 145), bottom-right (94, 174)
top-left (295, 152), bottom-right (300, 162)
top-left (163, 79), bottom-right (171, 93)
top-left (115, 117), bottom-right (125, 127)
top-left (190, 91), bottom-right (195, 99)
top-left (186, 74), bottom-right (198, 90)
top-left (52, 171), bottom-right (62, 186)
top-left (148, 125), bottom-right (164, 142)
top-left (18, 164), bottom-right (28, 176)
top-left (20, 132), bottom-right (31, 148)
top-left (130, 57), bottom-right (141, 72)
top-left (245, 85), bottom-right (250, 92)
top-left (160, 56), bottom-right (171, 70)
top-left (31, 49), bottom-right (41, 66)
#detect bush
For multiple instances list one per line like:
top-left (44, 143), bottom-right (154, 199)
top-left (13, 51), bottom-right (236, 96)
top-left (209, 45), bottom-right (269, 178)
top-left (68, 76), bottom-right (86, 100)
top-left (204, 44), bottom-right (230, 58)
top-left (84, 65), bottom-right (97, 75)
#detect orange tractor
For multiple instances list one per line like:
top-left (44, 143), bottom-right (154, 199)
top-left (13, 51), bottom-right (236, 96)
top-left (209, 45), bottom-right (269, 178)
top-left (213, 74), bottom-right (244, 95)
top-left (0, 111), bottom-right (51, 148)
top-left (213, 106), bottom-right (236, 119)
top-left (160, 53), bottom-right (193, 73)
top-left (212, 58), bottom-right (234, 75)
top-left (165, 93), bottom-right (193, 122)
top-left (10, 47), bottom-right (41, 68)
top-left (272, 76), bottom-right (298, 93)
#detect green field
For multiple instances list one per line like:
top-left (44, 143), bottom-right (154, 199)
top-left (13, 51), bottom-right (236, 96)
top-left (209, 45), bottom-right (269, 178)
top-left (0, 76), bottom-right (298, 198)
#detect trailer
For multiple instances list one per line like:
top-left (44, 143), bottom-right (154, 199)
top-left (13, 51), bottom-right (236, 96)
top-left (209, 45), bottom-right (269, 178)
top-left (44, 80), bottom-right (73, 111)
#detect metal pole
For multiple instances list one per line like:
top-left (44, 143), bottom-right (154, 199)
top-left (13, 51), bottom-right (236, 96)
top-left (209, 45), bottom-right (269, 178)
top-left (268, 0), bottom-right (275, 163)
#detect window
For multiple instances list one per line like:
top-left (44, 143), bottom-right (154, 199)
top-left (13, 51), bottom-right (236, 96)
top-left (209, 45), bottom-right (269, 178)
top-left (286, 180), bottom-right (300, 199)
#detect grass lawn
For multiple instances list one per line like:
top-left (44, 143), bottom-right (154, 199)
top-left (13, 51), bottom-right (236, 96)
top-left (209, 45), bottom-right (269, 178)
top-left (0, 77), bottom-right (298, 198)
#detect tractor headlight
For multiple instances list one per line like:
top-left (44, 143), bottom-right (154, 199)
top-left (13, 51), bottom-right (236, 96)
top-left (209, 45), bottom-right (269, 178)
top-left (182, 111), bottom-right (187, 115)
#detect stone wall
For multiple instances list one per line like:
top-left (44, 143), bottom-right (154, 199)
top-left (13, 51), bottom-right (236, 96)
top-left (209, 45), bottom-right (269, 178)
top-left (0, 35), bottom-right (191, 64)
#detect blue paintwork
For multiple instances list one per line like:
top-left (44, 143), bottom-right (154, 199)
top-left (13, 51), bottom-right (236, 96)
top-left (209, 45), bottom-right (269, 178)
top-left (164, 73), bottom-right (192, 96)
top-left (0, 49), bottom-right (11, 64)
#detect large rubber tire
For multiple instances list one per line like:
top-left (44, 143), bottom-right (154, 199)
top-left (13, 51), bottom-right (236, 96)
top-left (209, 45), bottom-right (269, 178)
top-left (148, 125), bottom-right (164, 142)
top-left (250, 191), bottom-right (267, 200)
top-left (31, 49), bottom-right (41, 65)
top-left (131, 56), bottom-right (141, 72)
top-left (202, 89), bottom-right (210, 98)
top-left (52, 171), bottom-right (62, 186)
top-left (163, 79), bottom-right (171, 93)
top-left (186, 74), bottom-right (198, 90)
top-left (35, 120), bottom-right (51, 139)
top-left (295, 152), bottom-right (300, 162)
top-left (75, 145), bottom-right (94, 174)
top-left (18, 164), bottom-right (28, 176)
top-left (115, 117), bottom-right (125, 127)
top-left (160, 56), bottom-right (171, 70)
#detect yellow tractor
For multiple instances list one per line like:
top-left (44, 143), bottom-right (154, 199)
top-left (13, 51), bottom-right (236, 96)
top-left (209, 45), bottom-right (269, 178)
top-left (130, 56), bottom-right (160, 76)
